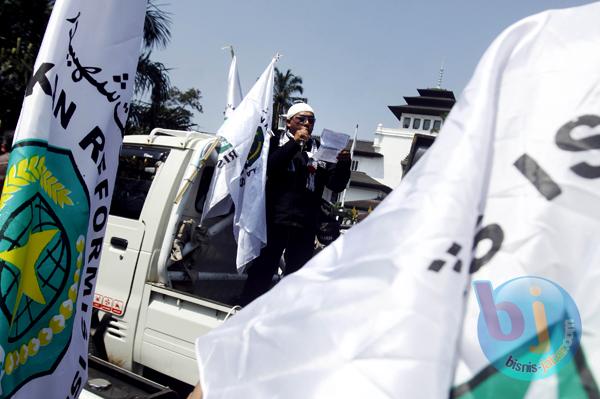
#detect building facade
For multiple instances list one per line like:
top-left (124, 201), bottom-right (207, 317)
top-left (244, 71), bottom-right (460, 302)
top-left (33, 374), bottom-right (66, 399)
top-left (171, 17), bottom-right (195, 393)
top-left (373, 88), bottom-right (455, 188)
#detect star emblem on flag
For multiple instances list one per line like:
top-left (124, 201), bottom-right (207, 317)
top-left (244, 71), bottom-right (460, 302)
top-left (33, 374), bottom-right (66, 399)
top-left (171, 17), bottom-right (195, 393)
top-left (0, 230), bottom-right (59, 324)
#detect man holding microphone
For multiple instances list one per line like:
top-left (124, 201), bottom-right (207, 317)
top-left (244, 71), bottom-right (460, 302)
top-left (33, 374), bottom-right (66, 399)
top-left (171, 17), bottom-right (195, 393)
top-left (239, 102), bottom-right (351, 305)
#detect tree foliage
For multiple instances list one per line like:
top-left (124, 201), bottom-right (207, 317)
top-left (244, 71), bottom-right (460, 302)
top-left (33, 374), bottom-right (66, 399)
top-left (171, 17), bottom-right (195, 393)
top-left (0, 0), bottom-right (53, 133)
top-left (127, 87), bottom-right (203, 135)
top-left (0, 1), bottom-right (202, 137)
top-left (272, 67), bottom-right (305, 130)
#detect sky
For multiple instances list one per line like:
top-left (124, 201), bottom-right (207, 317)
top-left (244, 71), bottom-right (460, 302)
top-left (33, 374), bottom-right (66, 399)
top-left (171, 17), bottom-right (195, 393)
top-left (153, 0), bottom-right (595, 140)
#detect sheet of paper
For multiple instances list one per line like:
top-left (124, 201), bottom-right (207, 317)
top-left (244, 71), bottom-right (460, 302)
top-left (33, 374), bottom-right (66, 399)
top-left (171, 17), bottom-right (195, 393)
top-left (314, 129), bottom-right (350, 163)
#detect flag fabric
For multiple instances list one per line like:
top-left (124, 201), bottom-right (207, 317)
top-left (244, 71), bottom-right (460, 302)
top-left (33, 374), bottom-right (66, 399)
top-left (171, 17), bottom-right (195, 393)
top-left (0, 1), bottom-right (145, 398)
top-left (195, 3), bottom-right (600, 398)
top-left (451, 4), bottom-right (600, 397)
top-left (225, 53), bottom-right (243, 120)
top-left (203, 57), bottom-right (276, 269)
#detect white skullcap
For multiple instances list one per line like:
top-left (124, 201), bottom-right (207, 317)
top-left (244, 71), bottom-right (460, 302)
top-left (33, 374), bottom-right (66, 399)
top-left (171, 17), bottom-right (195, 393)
top-left (286, 102), bottom-right (315, 119)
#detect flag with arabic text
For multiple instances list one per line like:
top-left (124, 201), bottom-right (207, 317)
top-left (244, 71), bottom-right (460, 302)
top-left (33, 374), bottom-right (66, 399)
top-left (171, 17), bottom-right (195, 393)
top-left (0, 1), bottom-right (145, 397)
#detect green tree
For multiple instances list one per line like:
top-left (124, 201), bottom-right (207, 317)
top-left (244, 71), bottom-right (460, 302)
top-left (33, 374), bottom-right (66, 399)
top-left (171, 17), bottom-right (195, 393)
top-left (127, 87), bottom-right (203, 135)
top-left (0, 0), bottom-right (53, 134)
top-left (128, 2), bottom-right (204, 134)
top-left (272, 67), bottom-right (305, 130)
top-left (0, 1), bottom-right (200, 137)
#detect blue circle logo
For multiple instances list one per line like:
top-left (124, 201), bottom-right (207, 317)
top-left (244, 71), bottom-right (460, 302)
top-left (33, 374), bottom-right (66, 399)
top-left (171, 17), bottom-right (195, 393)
top-left (474, 276), bottom-right (581, 380)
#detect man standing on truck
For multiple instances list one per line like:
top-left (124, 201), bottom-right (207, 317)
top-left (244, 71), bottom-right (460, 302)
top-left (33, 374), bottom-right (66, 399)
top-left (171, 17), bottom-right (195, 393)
top-left (240, 102), bottom-right (351, 306)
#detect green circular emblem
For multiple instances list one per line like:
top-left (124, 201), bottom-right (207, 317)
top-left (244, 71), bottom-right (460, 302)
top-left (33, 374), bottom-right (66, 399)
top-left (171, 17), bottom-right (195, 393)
top-left (245, 126), bottom-right (264, 168)
top-left (0, 141), bottom-right (89, 396)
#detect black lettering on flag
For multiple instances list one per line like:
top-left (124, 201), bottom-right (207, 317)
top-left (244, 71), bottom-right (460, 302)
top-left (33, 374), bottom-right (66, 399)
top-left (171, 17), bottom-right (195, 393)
top-left (70, 370), bottom-right (82, 396)
top-left (428, 242), bottom-right (463, 273)
top-left (53, 90), bottom-right (77, 129)
top-left (556, 114), bottom-right (600, 179)
top-left (469, 224), bottom-right (504, 274)
top-left (79, 126), bottom-right (105, 163)
top-left (93, 206), bottom-right (107, 232)
top-left (95, 179), bottom-right (109, 200)
top-left (514, 154), bottom-right (562, 200)
top-left (25, 62), bottom-right (55, 97)
top-left (78, 355), bottom-right (87, 370)
top-left (83, 267), bottom-right (98, 296)
top-left (88, 237), bottom-right (103, 262)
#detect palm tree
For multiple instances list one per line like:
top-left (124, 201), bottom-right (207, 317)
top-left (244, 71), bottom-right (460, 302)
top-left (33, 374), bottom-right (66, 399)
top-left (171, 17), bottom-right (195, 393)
top-left (134, 1), bottom-right (172, 108)
top-left (127, 1), bottom-right (173, 133)
top-left (272, 67), bottom-right (305, 130)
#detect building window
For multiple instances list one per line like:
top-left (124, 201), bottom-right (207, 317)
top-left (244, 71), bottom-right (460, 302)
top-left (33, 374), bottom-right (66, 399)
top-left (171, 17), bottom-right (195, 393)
top-left (351, 160), bottom-right (359, 171)
top-left (413, 118), bottom-right (421, 129)
top-left (403, 117), bottom-right (411, 128)
top-left (423, 119), bottom-right (431, 131)
top-left (432, 120), bottom-right (442, 132)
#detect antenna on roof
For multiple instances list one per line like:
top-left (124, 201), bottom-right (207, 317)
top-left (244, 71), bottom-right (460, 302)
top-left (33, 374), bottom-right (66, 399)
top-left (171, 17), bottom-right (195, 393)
top-left (436, 59), bottom-right (445, 89)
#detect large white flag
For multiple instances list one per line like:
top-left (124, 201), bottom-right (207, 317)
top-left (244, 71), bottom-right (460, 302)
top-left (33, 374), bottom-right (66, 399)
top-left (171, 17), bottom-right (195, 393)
top-left (225, 53), bottom-right (243, 120)
top-left (203, 57), bottom-right (276, 269)
top-left (0, 1), bottom-right (145, 397)
top-left (195, 3), bottom-right (600, 398)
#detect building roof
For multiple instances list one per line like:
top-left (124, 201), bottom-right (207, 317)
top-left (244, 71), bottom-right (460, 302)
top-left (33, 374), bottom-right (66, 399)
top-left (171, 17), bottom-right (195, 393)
top-left (345, 139), bottom-right (382, 158)
top-left (388, 104), bottom-right (452, 121)
top-left (417, 88), bottom-right (456, 99)
top-left (349, 171), bottom-right (392, 193)
top-left (389, 88), bottom-right (456, 122)
top-left (343, 199), bottom-right (383, 211)
top-left (403, 96), bottom-right (455, 108)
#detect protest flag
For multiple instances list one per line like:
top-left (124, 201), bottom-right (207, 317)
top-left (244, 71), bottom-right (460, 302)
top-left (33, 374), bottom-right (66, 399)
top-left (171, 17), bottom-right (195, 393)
top-left (0, 1), bottom-right (145, 397)
top-left (224, 48), bottom-right (243, 120)
top-left (195, 3), bottom-right (600, 398)
top-left (203, 56), bottom-right (277, 269)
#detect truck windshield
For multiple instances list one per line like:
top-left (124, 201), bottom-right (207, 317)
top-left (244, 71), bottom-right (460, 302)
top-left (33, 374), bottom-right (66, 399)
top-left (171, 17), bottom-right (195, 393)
top-left (110, 145), bottom-right (171, 219)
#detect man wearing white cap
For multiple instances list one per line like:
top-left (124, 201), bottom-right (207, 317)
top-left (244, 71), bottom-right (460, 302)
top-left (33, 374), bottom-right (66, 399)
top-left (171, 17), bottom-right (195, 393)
top-left (240, 102), bottom-right (351, 305)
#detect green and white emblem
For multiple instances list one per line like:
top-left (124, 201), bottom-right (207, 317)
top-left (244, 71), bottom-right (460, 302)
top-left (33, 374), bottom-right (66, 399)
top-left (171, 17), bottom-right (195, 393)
top-left (0, 140), bottom-right (89, 396)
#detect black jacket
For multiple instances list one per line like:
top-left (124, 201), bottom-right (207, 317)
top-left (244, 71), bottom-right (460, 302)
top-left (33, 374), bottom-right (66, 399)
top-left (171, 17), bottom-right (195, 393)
top-left (266, 134), bottom-right (351, 231)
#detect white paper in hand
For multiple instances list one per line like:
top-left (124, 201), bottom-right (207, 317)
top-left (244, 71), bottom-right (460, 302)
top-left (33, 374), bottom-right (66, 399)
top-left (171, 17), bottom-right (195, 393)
top-left (314, 129), bottom-right (350, 163)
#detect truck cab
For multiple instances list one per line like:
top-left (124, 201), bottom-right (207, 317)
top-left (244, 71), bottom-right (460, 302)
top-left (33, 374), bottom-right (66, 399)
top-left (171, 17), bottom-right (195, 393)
top-left (91, 129), bottom-right (242, 388)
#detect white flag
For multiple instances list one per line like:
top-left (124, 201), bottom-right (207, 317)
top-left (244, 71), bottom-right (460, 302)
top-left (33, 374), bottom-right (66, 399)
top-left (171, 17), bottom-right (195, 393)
top-left (0, 1), bottom-right (145, 398)
top-left (225, 53), bottom-right (243, 120)
top-left (451, 4), bottom-right (600, 398)
top-left (195, 3), bottom-right (600, 398)
top-left (203, 57), bottom-right (276, 269)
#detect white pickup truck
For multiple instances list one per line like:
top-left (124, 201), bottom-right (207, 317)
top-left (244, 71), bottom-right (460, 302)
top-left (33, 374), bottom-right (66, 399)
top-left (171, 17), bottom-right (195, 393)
top-left (87, 128), bottom-right (243, 396)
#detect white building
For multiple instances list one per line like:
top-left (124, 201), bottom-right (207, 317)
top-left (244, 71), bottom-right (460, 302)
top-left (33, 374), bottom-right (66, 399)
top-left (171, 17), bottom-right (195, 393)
top-left (373, 88), bottom-right (456, 188)
top-left (334, 88), bottom-right (456, 218)
top-left (324, 139), bottom-right (391, 205)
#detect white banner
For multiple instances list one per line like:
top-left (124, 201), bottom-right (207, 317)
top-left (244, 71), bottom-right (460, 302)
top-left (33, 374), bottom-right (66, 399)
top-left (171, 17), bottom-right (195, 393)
top-left (451, 3), bottom-right (600, 397)
top-left (195, 3), bottom-right (600, 398)
top-left (0, 1), bottom-right (145, 398)
top-left (203, 56), bottom-right (276, 269)
top-left (225, 54), bottom-right (243, 120)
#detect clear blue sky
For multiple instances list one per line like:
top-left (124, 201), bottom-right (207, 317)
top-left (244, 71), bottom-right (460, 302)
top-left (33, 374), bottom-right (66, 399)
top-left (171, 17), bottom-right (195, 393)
top-left (154, 0), bottom-right (594, 140)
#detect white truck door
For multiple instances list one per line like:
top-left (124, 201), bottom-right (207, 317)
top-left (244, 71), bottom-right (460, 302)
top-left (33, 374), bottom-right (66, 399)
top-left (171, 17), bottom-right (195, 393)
top-left (94, 144), bottom-right (170, 317)
top-left (94, 216), bottom-right (145, 317)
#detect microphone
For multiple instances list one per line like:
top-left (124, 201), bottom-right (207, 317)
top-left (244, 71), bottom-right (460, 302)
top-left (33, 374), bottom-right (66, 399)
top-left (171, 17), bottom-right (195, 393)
top-left (299, 140), bottom-right (305, 151)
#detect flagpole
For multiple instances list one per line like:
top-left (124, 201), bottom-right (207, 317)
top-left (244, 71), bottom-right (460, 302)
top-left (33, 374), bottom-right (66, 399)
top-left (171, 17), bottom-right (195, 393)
top-left (340, 123), bottom-right (358, 209)
top-left (222, 44), bottom-right (235, 59)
